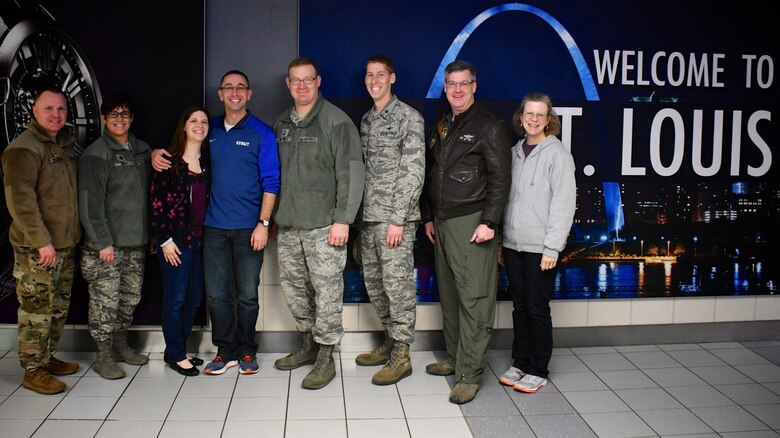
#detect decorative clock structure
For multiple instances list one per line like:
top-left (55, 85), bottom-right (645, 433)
top-left (0, 6), bottom-right (102, 153)
top-left (0, 1), bottom-right (103, 300)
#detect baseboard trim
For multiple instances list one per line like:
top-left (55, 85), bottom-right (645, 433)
top-left (1, 320), bottom-right (777, 353)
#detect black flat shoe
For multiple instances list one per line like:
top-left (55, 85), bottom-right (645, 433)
top-left (188, 356), bottom-right (204, 366)
top-left (169, 362), bottom-right (199, 376)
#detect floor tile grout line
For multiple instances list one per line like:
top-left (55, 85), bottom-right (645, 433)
top-left (147, 364), bottom-right (177, 438)
top-left (606, 343), bottom-right (775, 436)
top-left (283, 364), bottom-right (291, 438)
top-left (215, 370), bottom-right (240, 437)
top-left (701, 356), bottom-right (779, 434)
top-left (393, 371), bottom-right (415, 438)
top-left (571, 350), bottom-right (637, 438)
top-left (337, 353), bottom-right (349, 437)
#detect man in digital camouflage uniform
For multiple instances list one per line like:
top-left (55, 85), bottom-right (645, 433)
top-left (354, 54), bottom-right (425, 385)
top-left (2, 88), bottom-right (82, 394)
top-left (272, 57), bottom-right (364, 390)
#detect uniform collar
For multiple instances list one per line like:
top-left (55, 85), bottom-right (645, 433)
top-left (27, 120), bottom-right (74, 146)
top-left (101, 127), bottom-right (147, 153)
top-left (372, 95), bottom-right (399, 120)
top-left (450, 101), bottom-right (479, 127)
top-left (286, 94), bottom-right (324, 128)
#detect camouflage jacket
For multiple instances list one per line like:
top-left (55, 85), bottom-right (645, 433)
top-left (1, 120), bottom-right (81, 250)
top-left (359, 96), bottom-right (425, 225)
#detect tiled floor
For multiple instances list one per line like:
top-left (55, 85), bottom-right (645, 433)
top-left (0, 341), bottom-right (779, 437)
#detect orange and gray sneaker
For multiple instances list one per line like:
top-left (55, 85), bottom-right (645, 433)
top-left (498, 366), bottom-right (525, 387)
top-left (239, 354), bottom-right (259, 374)
top-left (204, 355), bottom-right (238, 375)
top-left (513, 374), bottom-right (548, 393)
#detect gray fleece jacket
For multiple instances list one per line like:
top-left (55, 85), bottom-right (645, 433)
top-left (502, 134), bottom-right (576, 259)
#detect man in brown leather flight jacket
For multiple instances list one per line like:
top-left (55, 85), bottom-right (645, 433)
top-left (420, 60), bottom-right (512, 405)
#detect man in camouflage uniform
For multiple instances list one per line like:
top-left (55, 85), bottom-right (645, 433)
top-left (79, 93), bottom-right (151, 379)
top-left (272, 57), bottom-right (364, 390)
top-left (1, 89), bottom-right (82, 395)
top-left (355, 54), bottom-right (425, 385)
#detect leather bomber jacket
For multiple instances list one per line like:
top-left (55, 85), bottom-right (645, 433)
top-left (421, 102), bottom-right (512, 224)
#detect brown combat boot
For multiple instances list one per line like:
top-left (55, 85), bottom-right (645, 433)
top-left (425, 357), bottom-right (455, 376)
top-left (355, 336), bottom-right (394, 366)
top-left (371, 341), bottom-right (412, 385)
top-left (449, 382), bottom-right (480, 404)
top-left (46, 356), bottom-right (79, 376)
top-left (22, 368), bottom-right (66, 395)
top-left (274, 332), bottom-right (318, 370)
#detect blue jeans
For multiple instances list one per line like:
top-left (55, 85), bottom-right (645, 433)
top-left (158, 238), bottom-right (205, 362)
top-left (203, 226), bottom-right (263, 359)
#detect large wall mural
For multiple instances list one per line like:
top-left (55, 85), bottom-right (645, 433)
top-left (0, 1), bottom-right (776, 326)
top-left (301, 0), bottom-right (779, 301)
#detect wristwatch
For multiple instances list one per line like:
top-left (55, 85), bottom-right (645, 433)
top-left (259, 219), bottom-right (270, 227)
top-left (0, 0), bottom-right (102, 155)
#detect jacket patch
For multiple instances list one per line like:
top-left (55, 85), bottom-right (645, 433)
top-left (279, 129), bottom-right (291, 143)
top-left (235, 140), bottom-right (250, 147)
top-left (457, 133), bottom-right (476, 144)
top-left (113, 155), bottom-right (135, 167)
top-left (299, 136), bottom-right (318, 143)
top-left (48, 149), bottom-right (65, 164)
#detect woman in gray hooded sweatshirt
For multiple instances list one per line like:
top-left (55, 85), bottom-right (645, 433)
top-left (498, 92), bottom-right (576, 394)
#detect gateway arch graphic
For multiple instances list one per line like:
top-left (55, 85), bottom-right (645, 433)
top-left (426, 3), bottom-right (599, 101)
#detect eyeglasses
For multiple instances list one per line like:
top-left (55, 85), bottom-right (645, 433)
top-left (220, 85), bottom-right (249, 92)
top-left (445, 80), bottom-right (474, 89)
top-left (289, 76), bottom-right (317, 86)
top-left (524, 112), bottom-right (548, 120)
top-left (107, 111), bottom-right (132, 119)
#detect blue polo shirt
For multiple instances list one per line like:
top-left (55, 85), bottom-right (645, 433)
top-left (204, 111), bottom-right (280, 229)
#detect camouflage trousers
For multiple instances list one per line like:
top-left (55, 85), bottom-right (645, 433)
top-left (81, 246), bottom-right (146, 343)
top-left (13, 246), bottom-right (75, 371)
top-left (359, 222), bottom-right (417, 344)
top-left (277, 225), bottom-right (345, 345)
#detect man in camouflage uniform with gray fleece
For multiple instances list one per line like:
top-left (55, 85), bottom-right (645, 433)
top-left (272, 57), bottom-right (364, 390)
top-left (354, 54), bottom-right (425, 385)
top-left (2, 88), bottom-right (81, 395)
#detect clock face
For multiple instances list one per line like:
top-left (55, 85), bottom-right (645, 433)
top-left (2, 28), bottom-right (102, 154)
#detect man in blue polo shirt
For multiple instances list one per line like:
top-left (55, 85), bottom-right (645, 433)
top-left (152, 70), bottom-right (280, 375)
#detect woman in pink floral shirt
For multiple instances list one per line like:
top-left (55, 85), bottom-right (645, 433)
top-left (150, 106), bottom-right (211, 376)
